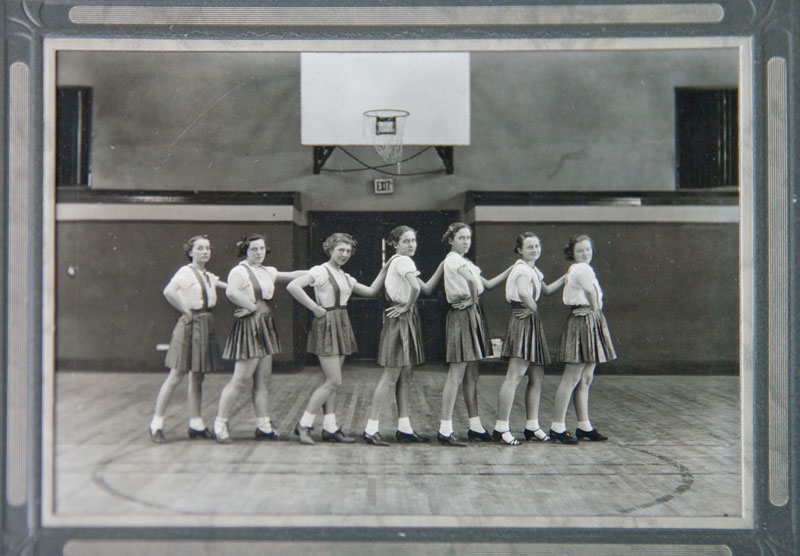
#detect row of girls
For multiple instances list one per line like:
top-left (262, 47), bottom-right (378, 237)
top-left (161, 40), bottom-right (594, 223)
top-left (148, 224), bottom-right (616, 447)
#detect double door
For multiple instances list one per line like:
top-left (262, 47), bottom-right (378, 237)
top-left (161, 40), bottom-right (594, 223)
top-left (308, 211), bottom-right (458, 362)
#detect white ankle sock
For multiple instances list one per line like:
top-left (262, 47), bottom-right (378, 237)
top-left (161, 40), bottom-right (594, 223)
top-left (525, 419), bottom-right (540, 431)
top-left (150, 416), bottom-right (164, 432)
top-left (397, 417), bottom-right (414, 434)
top-left (494, 420), bottom-right (510, 433)
top-left (439, 420), bottom-right (453, 436)
top-left (256, 417), bottom-right (273, 433)
top-left (468, 417), bottom-right (486, 433)
top-left (213, 417), bottom-right (228, 433)
top-left (365, 419), bottom-right (380, 435)
top-left (189, 418), bottom-right (206, 431)
top-left (577, 420), bottom-right (593, 432)
top-left (550, 422), bottom-right (566, 434)
top-left (299, 411), bottom-right (315, 428)
top-left (322, 413), bottom-right (338, 433)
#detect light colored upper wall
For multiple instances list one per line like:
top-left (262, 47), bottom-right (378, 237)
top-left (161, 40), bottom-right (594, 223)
top-left (57, 48), bottom-right (739, 212)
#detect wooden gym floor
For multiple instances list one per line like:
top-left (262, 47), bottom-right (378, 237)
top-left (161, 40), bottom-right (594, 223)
top-left (50, 365), bottom-right (743, 527)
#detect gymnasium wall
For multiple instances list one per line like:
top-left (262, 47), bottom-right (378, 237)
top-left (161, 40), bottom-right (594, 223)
top-left (56, 48), bottom-right (739, 211)
top-left (55, 219), bottom-right (300, 371)
top-left (53, 47), bottom-right (742, 374)
top-left (472, 220), bottom-right (739, 374)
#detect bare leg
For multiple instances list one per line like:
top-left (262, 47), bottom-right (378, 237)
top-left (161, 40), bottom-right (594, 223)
top-left (573, 363), bottom-right (597, 423)
top-left (216, 358), bottom-right (259, 421)
top-left (153, 368), bottom-right (186, 418)
top-left (462, 361), bottom-right (481, 418)
top-left (306, 355), bottom-right (343, 416)
top-left (395, 366), bottom-right (413, 419)
top-left (552, 363), bottom-right (586, 425)
top-left (497, 358), bottom-right (528, 423)
top-left (251, 355), bottom-right (273, 418)
top-left (367, 367), bottom-right (403, 421)
top-left (440, 362), bottom-right (468, 421)
top-left (524, 365), bottom-right (545, 421)
top-left (187, 371), bottom-right (204, 419)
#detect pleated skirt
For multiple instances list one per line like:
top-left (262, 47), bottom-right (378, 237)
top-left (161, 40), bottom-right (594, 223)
top-left (164, 311), bottom-right (222, 373)
top-left (557, 309), bottom-right (617, 363)
top-left (502, 309), bottom-right (551, 365)
top-left (377, 303), bottom-right (425, 367)
top-left (223, 302), bottom-right (281, 360)
top-left (445, 302), bottom-right (490, 363)
top-left (307, 307), bottom-right (358, 356)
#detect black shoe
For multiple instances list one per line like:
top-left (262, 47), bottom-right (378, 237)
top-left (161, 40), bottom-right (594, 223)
top-left (294, 423), bottom-right (314, 445)
top-left (523, 428), bottom-right (551, 442)
top-left (150, 428), bottom-right (165, 444)
top-left (467, 429), bottom-right (493, 442)
top-left (396, 430), bottom-right (430, 444)
top-left (437, 432), bottom-right (467, 447)
top-left (255, 428), bottom-right (289, 441)
top-left (362, 431), bottom-right (390, 446)
top-left (188, 427), bottom-right (213, 440)
top-left (492, 430), bottom-right (520, 446)
top-left (322, 428), bottom-right (356, 443)
top-left (576, 428), bottom-right (608, 442)
top-left (549, 429), bottom-right (578, 445)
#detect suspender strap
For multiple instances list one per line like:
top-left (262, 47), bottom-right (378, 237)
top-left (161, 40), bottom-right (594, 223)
top-left (243, 264), bottom-right (265, 301)
top-left (323, 265), bottom-right (344, 309)
top-left (187, 266), bottom-right (209, 310)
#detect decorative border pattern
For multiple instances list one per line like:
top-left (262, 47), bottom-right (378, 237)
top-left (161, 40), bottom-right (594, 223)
top-left (766, 57), bottom-right (788, 507)
top-left (7, 61), bottom-right (30, 507)
top-left (68, 4), bottom-right (725, 26)
top-left (64, 541), bottom-right (733, 555)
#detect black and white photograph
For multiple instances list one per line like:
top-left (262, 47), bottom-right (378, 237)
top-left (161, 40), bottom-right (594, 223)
top-left (2, 1), bottom-right (797, 555)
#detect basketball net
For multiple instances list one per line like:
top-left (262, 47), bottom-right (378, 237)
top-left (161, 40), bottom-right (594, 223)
top-left (363, 109), bottom-right (409, 169)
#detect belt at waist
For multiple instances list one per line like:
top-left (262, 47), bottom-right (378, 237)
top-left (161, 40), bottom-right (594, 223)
top-left (191, 308), bottom-right (213, 314)
top-left (324, 305), bottom-right (347, 311)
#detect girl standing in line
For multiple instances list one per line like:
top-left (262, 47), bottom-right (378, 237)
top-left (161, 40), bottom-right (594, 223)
top-left (362, 226), bottom-right (444, 446)
top-left (437, 222), bottom-right (513, 447)
top-left (212, 234), bottom-right (307, 444)
top-left (549, 234), bottom-right (617, 444)
top-left (150, 235), bottom-right (227, 443)
top-left (492, 232), bottom-right (565, 446)
top-left (287, 233), bottom-right (388, 445)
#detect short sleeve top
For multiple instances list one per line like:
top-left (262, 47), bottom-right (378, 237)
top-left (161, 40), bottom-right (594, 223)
top-left (384, 255), bottom-right (420, 304)
top-left (227, 261), bottom-right (278, 303)
top-left (505, 259), bottom-right (543, 303)
top-left (308, 263), bottom-right (357, 307)
top-left (443, 251), bottom-right (484, 303)
top-left (562, 263), bottom-right (603, 307)
top-left (168, 264), bottom-right (220, 310)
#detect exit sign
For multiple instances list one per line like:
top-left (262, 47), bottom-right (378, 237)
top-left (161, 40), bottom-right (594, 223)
top-left (374, 178), bottom-right (394, 194)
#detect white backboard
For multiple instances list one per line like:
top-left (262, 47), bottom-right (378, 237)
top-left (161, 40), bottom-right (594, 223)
top-left (301, 52), bottom-right (470, 146)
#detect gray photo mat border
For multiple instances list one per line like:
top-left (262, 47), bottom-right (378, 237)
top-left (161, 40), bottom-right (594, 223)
top-left (2, 0), bottom-right (795, 554)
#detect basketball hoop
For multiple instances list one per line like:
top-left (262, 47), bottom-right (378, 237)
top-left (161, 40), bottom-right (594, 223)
top-left (363, 109), bottom-right (409, 166)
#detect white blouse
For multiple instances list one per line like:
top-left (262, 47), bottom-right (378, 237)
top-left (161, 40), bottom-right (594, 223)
top-left (562, 263), bottom-right (603, 307)
top-left (505, 259), bottom-right (543, 303)
top-left (308, 263), bottom-right (357, 307)
top-left (168, 264), bottom-right (219, 309)
top-left (227, 261), bottom-right (278, 302)
top-left (384, 255), bottom-right (420, 305)
top-left (443, 251), bottom-right (484, 304)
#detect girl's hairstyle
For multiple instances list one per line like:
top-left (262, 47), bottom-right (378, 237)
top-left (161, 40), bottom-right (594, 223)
top-left (387, 225), bottom-right (417, 248)
top-left (323, 232), bottom-right (357, 255)
top-left (563, 234), bottom-right (593, 261)
top-left (236, 233), bottom-right (271, 258)
top-left (183, 235), bottom-right (209, 261)
top-left (514, 232), bottom-right (540, 255)
top-left (441, 222), bottom-right (471, 244)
